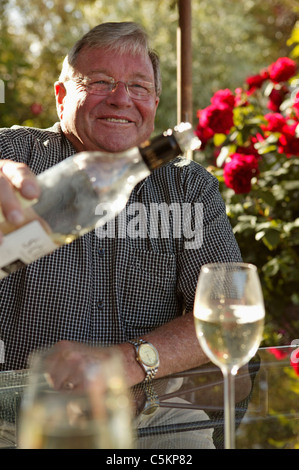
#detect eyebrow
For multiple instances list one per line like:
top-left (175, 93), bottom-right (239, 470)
top-left (87, 69), bottom-right (154, 82)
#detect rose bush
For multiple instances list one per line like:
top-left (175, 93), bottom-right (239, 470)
top-left (195, 52), bottom-right (299, 347)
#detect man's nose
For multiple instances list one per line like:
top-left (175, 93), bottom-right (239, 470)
top-left (106, 81), bottom-right (132, 105)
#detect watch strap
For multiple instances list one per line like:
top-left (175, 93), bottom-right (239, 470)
top-left (128, 338), bottom-right (147, 348)
top-left (141, 381), bottom-right (160, 415)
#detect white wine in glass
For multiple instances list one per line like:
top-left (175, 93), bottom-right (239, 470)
top-left (194, 262), bottom-right (265, 449)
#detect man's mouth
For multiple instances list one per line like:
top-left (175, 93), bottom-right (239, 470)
top-left (103, 118), bottom-right (131, 123)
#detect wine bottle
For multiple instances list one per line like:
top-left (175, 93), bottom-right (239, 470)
top-left (0, 122), bottom-right (200, 278)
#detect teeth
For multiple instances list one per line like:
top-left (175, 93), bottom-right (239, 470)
top-left (106, 118), bottom-right (129, 123)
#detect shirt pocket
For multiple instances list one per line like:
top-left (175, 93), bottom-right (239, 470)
top-left (119, 249), bottom-right (178, 334)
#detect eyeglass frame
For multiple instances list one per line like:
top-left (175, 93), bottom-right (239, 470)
top-left (66, 74), bottom-right (156, 101)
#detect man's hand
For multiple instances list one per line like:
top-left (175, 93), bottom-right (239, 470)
top-left (42, 340), bottom-right (146, 417)
top-left (0, 160), bottom-right (40, 239)
top-left (43, 340), bottom-right (125, 391)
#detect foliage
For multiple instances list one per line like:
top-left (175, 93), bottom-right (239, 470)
top-left (194, 24), bottom-right (299, 346)
top-left (0, 0), bottom-right (298, 133)
top-left (191, 0), bottom-right (298, 110)
top-left (1, 1), bottom-right (298, 341)
top-left (0, 0), bottom-right (179, 131)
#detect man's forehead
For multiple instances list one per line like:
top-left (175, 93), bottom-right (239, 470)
top-left (74, 46), bottom-right (154, 75)
top-left (82, 69), bottom-right (153, 82)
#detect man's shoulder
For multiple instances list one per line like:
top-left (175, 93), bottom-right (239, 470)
top-left (155, 156), bottom-right (217, 185)
top-left (137, 156), bottom-right (219, 205)
top-left (0, 122), bottom-right (71, 168)
top-left (0, 122), bottom-right (62, 142)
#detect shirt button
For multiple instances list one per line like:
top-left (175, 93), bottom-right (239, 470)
top-left (97, 299), bottom-right (104, 310)
top-left (98, 248), bottom-right (105, 256)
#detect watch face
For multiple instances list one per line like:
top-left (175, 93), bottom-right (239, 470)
top-left (139, 343), bottom-right (158, 366)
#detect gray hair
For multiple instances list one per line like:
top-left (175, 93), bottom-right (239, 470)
top-left (59, 22), bottom-right (162, 96)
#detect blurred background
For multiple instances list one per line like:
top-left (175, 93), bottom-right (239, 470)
top-left (1, 2), bottom-right (299, 449)
top-left (0, 0), bottom-right (298, 133)
top-left (1, 0), bottom-right (299, 347)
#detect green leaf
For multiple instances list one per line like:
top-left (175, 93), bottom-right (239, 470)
top-left (290, 44), bottom-right (299, 59)
top-left (281, 181), bottom-right (299, 191)
top-left (216, 146), bottom-right (230, 167)
top-left (213, 133), bottom-right (227, 147)
top-left (262, 258), bottom-right (280, 277)
top-left (272, 185), bottom-right (287, 201)
top-left (259, 228), bottom-right (281, 250)
top-left (287, 24), bottom-right (299, 45)
top-left (255, 230), bottom-right (265, 241)
top-left (264, 82), bottom-right (275, 97)
top-left (256, 189), bottom-right (277, 207)
top-left (280, 98), bottom-right (294, 111)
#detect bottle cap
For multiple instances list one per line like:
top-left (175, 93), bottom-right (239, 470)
top-left (172, 122), bottom-right (201, 153)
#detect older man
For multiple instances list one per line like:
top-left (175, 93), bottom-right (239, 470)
top-left (0, 22), bottom-right (241, 398)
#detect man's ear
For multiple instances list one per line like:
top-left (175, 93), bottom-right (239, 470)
top-left (54, 81), bottom-right (66, 120)
top-left (155, 96), bottom-right (160, 111)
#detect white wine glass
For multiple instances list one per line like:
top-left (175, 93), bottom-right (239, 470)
top-left (18, 348), bottom-right (134, 449)
top-left (193, 262), bottom-right (265, 449)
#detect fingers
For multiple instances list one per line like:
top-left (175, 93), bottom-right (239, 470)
top-left (0, 160), bottom-right (40, 228)
top-left (45, 341), bottom-right (92, 391)
top-left (44, 341), bottom-right (113, 394)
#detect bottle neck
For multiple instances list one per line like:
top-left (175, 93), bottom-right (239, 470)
top-left (139, 133), bottom-right (182, 171)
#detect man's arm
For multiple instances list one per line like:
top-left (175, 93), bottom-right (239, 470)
top-left (45, 312), bottom-right (208, 390)
top-left (117, 311), bottom-right (208, 386)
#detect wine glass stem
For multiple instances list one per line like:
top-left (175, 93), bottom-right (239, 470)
top-left (223, 368), bottom-right (235, 449)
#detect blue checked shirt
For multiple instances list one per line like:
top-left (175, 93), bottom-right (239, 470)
top-left (0, 123), bottom-right (242, 371)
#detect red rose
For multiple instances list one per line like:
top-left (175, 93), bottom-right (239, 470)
top-left (236, 144), bottom-right (259, 158)
top-left (269, 347), bottom-right (288, 360)
top-left (198, 104), bottom-right (234, 135)
top-left (278, 123), bottom-right (299, 157)
top-left (261, 113), bottom-right (288, 132)
top-left (268, 57), bottom-right (297, 83)
top-left (293, 90), bottom-right (299, 117)
top-left (267, 87), bottom-right (287, 112)
top-left (223, 153), bottom-right (259, 194)
top-left (246, 70), bottom-right (269, 91)
top-left (251, 133), bottom-right (266, 146)
top-left (211, 89), bottom-right (235, 109)
top-left (195, 124), bottom-right (214, 148)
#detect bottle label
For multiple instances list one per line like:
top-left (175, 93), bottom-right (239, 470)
top-left (0, 221), bottom-right (57, 279)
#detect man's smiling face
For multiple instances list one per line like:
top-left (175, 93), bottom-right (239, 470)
top-left (55, 47), bottom-right (160, 152)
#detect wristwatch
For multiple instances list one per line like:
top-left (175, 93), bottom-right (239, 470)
top-left (128, 338), bottom-right (160, 383)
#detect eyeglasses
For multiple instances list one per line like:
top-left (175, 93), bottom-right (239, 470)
top-left (71, 75), bottom-right (156, 101)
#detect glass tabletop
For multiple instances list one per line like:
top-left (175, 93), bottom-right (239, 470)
top-left (136, 345), bottom-right (299, 449)
top-left (236, 345), bottom-right (299, 449)
top-left (0, 346), bottom-right (298, 449)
